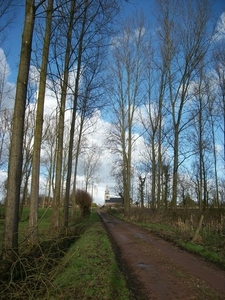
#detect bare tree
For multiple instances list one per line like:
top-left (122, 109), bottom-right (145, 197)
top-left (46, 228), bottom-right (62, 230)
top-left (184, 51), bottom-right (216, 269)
top-left (51, 0), bottom-right (76, 230)
top-left (138, 174), bottom-right (146, 209)
top-left (19, 102), bottom-right (35, 219)
top-left (214, 42), bottom-right (225, 168)
top-left (41, 113), bottom-right (58, 207)
top-left (29, 0), bottom-right (53, 245)
top-left (155, 0), bottom-right (214, 208)
top-left (107, 13), bottom-right (148, 215)
top-left (205, 77), bottom-right (220, 208)
top-left (188, 66), bottom-right (213, 210)
top-left (64, 0), bottom-right (89, 227)
top-left (79, 144), bottom-right (101, 192)
top-left (140, 54), bottom-right (169, 209)
top-left (2, 0), bottom-right (40, 260)
top-left (62, 0), bottom-right (118, 227)
top-left (206, 39), bottom-right (225, 208)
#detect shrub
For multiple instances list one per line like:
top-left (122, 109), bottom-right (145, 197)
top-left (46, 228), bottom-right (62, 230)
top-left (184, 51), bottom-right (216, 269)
top-left (75, 189), bottom-right (93, 217)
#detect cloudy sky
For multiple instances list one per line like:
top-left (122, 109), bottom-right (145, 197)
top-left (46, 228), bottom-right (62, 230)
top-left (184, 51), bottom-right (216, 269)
top-left (1, 0), bottom-right (225, 205)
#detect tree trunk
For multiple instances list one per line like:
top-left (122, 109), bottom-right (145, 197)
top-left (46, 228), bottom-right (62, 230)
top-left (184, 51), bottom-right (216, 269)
top-left (192, 214), bottom-right (204, 242)
top-left (2, 0), bottom-right (35, 260)
top-left (19, 166), bottom-right (31, 220)
top-left (151, 137), bottom-right (156, 209)
top-left (64, 0), bottom-right (88, 228)
top-left (171, 126), bottom-right (179, 209)
top-left (29, 0), bottom-right (53, 245)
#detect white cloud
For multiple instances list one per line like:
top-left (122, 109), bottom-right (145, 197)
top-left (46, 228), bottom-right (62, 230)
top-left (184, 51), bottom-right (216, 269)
top-left (134, 27), bottom-right (146, 38)
top-left (44, 89), bottom-right (58, 115)
top-left (29, 65), bottom-right (39, 84)
top-left (214, 12), bottom-right (225, 41)
top-left (76, 111), bottom-right (115, 205)
top-left (0, 48), bottom-right (10, 77)
top-left (0, 48), bottom-right (16, 110)
top-left (0, 169), bottom-right (7, 202)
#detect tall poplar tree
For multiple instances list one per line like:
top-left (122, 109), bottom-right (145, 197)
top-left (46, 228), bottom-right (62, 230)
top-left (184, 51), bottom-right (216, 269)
top-left (155, 0), bottom-right (213, 208)
top-left (52, 0), bottom-right (75, 229)
top-left (107, 14), bottom-right (148, 215)
top-left (29, 0), bottom-right (53, 245)
top-left (2, 0), bottom-right (36, 259)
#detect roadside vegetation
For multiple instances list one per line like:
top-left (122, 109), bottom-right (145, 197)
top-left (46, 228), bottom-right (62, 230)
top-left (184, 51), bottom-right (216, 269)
top-left (107, 206), bottom-right (225, 270)
top-left (0, 206), bottom-right (131, 300)
top-left (48, 211), bottom-right (131, 300)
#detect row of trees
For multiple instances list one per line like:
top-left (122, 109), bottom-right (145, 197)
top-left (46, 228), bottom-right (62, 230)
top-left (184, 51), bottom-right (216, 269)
top-left (1, 0), bottom-right (225, 259)
top-left (107, 0), bottom-right (225, 214)
top-left (1, 0), bottom-right (119, 260)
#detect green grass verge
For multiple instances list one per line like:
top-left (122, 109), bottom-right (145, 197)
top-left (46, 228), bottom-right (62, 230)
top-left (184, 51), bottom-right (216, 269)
top-left (145, 224), bottom-right (225, 269)
top-left (178, 240), bottom-right (225, 266)
top-left (0, 207), bottom-right (131, 299)
top-left (46, 211), bottom-right (131, 300)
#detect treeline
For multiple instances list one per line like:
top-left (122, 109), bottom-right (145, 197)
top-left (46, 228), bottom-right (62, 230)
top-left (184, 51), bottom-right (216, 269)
top-left (0, 0), bottom-right (119, 260)
top-left (106, 1), bottom-right (225, 214)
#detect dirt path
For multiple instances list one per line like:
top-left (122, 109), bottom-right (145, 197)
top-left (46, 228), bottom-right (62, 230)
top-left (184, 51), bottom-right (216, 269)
top-left (98, 209), bottom-right (225, 300)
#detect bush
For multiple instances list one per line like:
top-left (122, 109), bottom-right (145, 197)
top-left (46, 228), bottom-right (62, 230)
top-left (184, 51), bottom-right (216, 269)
top-left (75, 189), bottom-right (92, 217)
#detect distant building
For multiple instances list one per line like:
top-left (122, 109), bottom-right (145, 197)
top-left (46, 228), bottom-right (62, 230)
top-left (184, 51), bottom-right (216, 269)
top-left (104, 186), bottom-right (123, 206)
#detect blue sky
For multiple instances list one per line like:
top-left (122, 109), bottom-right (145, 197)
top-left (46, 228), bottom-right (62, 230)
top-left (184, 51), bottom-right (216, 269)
top-left (3, 0), bottom-right (225, 84)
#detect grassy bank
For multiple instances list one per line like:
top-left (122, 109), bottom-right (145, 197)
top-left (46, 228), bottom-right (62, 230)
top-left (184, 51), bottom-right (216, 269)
top-left (0, 208), bottom-right (131, 300)
top-left (47, 211), bottom-right (131, 300)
